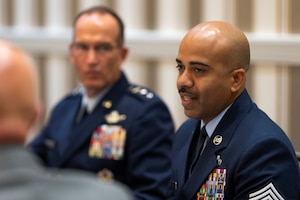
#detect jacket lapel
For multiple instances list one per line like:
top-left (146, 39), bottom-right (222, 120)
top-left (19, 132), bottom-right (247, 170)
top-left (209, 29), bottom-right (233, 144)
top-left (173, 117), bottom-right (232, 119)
top-left (56, 95), bottom-right (81, 158)
top-left (177, 130), bottom-right (195, 187)
top-left (61, 104), bottom-right (108, 162)
top-left (59, 73), bottom-right (129, 166)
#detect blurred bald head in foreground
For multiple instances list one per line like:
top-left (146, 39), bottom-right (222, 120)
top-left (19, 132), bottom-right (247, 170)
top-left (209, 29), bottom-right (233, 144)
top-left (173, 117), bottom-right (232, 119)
top-left (0, 39), bottom-right (40, 144)
top-left (0, 39), bottom-right (134, 200)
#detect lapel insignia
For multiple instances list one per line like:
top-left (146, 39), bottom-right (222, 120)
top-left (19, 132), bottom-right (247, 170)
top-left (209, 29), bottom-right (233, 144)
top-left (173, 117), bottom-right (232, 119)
top-left (102, 100), bottom-right (112, 109)
top-left (89, 124), bottom-right (126, 160)
top-left (105, 110), bottom-right (126, 124)
top-left (97, 168), bottom-right (114, 181)
top-left (196, 168), bottom-right (227, 200)
top-left (213, 135), bottom-right (222, 145)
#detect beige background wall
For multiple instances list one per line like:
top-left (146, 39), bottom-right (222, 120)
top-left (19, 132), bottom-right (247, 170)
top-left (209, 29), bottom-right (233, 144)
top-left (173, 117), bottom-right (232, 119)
top-left (0, 0), bottom-right (299, 151)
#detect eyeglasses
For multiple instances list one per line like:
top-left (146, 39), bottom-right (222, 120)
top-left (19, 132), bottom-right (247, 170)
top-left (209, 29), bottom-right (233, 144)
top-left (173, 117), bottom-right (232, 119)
top-left (71, 42), bottom-right (119, 57)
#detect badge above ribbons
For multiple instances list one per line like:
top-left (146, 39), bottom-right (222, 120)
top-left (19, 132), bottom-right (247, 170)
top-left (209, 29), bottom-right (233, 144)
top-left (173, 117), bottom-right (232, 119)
top-left (89, 124), bottom-right (126, 160)
top-left (105, 110), bottom-right (126, 124)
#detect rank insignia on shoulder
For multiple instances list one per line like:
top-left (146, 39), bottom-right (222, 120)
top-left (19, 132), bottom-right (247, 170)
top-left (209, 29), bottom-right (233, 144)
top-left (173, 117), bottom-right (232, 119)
top-left (130, 86), bottom-right (154, 99)
top-left (130, 86), bottom-right (141, 94)
top-left (105, 110), bottom-right (126, 124)
top-left (249, 182), bottom-right (284, 200)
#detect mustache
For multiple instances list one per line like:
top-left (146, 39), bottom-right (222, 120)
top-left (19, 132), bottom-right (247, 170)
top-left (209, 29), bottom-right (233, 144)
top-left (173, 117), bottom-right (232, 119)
top-left (178, 87), bottom-right (186, 93)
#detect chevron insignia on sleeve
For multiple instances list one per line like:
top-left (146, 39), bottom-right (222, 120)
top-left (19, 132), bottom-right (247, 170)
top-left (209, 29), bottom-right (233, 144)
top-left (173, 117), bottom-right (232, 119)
top-left (249, 182), bottom-right (284, 200)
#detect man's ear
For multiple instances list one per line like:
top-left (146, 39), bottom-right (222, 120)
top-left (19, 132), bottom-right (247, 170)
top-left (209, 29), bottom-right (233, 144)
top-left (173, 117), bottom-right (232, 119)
top-left (230, 68), bottom-right (246, 92)
top-left (69, 44), bottom-right (75, 65)
top-left (25, 101), bottom-right (43, 145)
top-left (121, 46), bottom-right (129, 61)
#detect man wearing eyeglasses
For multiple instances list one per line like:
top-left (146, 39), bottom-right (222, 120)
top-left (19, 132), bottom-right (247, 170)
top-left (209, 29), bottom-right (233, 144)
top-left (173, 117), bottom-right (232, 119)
top-left (28, 5), bottom-right (174, 200)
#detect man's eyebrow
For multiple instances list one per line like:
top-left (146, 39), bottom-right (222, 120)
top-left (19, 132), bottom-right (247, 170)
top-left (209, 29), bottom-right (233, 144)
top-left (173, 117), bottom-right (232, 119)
top-left (175, 58), bottom-right (182, 63)
top-left (175, 58), bottom-right (209, 67)
top-left (190, 61), bottom-right (209, 67)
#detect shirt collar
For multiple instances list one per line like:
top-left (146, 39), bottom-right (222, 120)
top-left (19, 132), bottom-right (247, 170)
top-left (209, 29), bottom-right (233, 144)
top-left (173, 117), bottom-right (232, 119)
top-left (201, 104), bottom-right (232, 138)
top-left (81, 86), bottom-right (111, 113)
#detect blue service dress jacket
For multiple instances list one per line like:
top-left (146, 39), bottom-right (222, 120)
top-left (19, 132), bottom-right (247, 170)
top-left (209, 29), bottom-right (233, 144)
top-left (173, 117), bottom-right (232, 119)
top-left (29, 72), bottom-right (175, 200)
top-left (168, 90), bottom-right (300, 200)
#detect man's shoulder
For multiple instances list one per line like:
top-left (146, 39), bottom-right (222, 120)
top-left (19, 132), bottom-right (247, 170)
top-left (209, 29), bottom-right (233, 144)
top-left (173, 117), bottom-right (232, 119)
top-left (173, 119), bottom-right (196, 149)
top-left (177, 119), bottom-right (197, 131)
top-left (50, 170), bottom-right (133, 200)
top-left (57, 86), bottom-right (83, 102)
top-left (175, 119), bottom-right (197, 137)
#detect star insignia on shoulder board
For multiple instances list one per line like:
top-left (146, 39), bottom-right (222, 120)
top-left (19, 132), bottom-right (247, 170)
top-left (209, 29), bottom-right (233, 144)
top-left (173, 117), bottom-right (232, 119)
top-left (130, 86), bottom-right (154, 99)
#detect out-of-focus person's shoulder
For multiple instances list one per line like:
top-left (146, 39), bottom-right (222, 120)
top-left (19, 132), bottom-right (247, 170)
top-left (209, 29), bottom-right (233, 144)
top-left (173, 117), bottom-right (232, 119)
top-left (67, 85), bottom-right (85, 99)
top-left (44, 169), bottom-right (135, 200)
top-left (0, 146), bottom-right (134, 200)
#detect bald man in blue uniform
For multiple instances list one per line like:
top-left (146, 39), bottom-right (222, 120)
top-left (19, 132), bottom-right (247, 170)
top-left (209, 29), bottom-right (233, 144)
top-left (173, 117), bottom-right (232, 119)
top-left (168, 21), bottom-right (300, 199)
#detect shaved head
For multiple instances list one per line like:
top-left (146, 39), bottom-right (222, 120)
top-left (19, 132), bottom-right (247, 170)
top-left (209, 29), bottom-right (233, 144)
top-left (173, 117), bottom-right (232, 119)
top-left (0, 40), bottom-right (40, 144)
top-left (181, 21), bottom-right (250, 72)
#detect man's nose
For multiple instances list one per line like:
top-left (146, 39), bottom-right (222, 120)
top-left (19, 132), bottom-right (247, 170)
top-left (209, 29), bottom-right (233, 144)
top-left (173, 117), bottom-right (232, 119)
top-left (86, 48), bottom-right (98, 63)
top-left (177, 71), bottom-right (193, 89)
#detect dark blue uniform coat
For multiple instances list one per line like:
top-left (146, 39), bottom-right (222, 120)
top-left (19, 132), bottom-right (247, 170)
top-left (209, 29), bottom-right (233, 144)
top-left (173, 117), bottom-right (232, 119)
top-left (29, 73), bottom-right (174, 200)
top-left (168, 90), bottom-right (299, 200)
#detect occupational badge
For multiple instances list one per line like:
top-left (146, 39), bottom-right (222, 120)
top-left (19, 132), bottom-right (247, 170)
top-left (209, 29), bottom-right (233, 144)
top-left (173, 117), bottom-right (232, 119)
top-left (105, 110), bottom-right (126, 124)
top-left (89, 124), bottom-right (126, 160)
